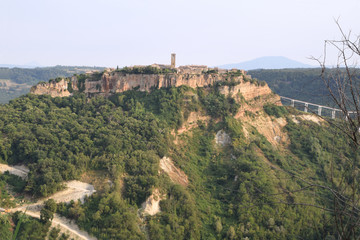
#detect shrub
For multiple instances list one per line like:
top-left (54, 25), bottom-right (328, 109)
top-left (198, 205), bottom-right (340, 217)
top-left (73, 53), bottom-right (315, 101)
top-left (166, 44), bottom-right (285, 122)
top-left (263, 104), bottom-right (288, 118)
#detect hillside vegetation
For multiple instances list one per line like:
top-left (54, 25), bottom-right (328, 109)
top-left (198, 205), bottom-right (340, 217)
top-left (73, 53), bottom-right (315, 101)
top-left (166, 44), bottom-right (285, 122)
top-left (0, 82), bottom-right (357, 239)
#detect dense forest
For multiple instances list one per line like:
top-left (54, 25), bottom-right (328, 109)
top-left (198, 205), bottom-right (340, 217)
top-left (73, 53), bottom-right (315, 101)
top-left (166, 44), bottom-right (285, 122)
top-left (0, 66), bottom-right (104, 103)
top-left (248, 68), bottom-right (331, 106)
top-left (249, 68), bottom-right (341, 108)
top-left (0, 82), bottom-right (357, 239)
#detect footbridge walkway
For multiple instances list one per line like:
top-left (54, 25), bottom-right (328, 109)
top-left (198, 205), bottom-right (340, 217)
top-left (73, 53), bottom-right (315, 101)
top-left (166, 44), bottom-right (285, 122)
top-left (280, 96), bottom-right (357, 119)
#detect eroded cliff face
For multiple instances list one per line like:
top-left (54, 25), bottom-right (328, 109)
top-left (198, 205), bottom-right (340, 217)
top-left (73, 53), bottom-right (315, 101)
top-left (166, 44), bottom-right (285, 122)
top-left (30, 69), bottom-right (273, 102)
top-left (77, 71), bottom-right (231, 96)
top-left (219, 82), bottom-right (272, 101)
top-left (30, 79), bottom-right (71, 97)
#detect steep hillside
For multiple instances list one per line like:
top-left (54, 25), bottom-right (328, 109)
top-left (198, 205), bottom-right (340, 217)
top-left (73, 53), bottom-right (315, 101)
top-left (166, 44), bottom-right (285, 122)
top-left (0, 73), bottom-right (356, 239)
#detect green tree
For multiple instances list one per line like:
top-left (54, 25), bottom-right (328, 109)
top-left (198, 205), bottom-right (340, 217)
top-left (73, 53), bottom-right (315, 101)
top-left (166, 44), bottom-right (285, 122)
top-left (40, 199), bottom-right (57, 223)
top-left (227, 226), bottom-right (236, 240)
top-left (214, 217), bottom-right (223, 234)
top-left (49, 227), bottom-right (60, 240)
top-left (0, 215), bottom-right (12, 240)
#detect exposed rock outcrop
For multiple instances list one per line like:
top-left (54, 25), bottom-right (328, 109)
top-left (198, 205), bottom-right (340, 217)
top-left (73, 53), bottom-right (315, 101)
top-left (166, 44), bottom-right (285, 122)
top-left (215, 130), bottom-right (231, 146)
top-left (140, 188), bottom-right (165, 216)
top-left (30, 79), bottom-right (71, 97)
top-left (83, 72), bottom-right (222, 94)
top-left (30, 67), bottom-right (273, 102)
top-left (292, 114), bottom-right (324, 125)
top-left (245, 115), bottom-right (288, 146)
top-left (219, 82), bottom-right (272, 101)
top-left (176, 111), bottom-right (210, 135)
top-left (159, 156), bottom-right (188, 187)
top-left (0, 164), bottom-right (29, 179)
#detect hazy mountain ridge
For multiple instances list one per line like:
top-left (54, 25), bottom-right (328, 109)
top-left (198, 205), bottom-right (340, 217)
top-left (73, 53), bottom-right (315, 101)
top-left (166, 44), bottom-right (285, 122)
top-left (218, 56), bottom-right (315, 70)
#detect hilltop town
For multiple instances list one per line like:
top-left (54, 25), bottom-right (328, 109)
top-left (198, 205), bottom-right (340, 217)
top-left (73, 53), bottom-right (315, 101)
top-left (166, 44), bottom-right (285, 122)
top-left (30, 54), bottom-right (273, 102)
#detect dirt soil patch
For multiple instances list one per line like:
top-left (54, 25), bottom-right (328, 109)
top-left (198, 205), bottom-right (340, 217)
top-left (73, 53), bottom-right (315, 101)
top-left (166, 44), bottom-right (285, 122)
top-left (177, 111), bottom-right (210, 135)
top-left (159, 157), bottom-right (188, 187)
top-left (243, 115), bottom-right (288, 146)
top-left (293, 114), bottom-right (324, 125)
top-left (0, 164), bottom-right (29, 179)
top-left (140, 188), bottom-right (165, 216)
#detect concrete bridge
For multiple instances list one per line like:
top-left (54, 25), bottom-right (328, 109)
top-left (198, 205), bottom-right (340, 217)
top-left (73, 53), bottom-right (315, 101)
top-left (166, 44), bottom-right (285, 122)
top-left (280, 96), bottom-right (357, 119)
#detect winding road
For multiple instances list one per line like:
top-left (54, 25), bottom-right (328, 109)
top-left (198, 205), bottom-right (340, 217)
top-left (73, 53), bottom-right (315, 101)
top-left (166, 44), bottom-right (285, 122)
top-left (0, 163), bottom-right (97, 240)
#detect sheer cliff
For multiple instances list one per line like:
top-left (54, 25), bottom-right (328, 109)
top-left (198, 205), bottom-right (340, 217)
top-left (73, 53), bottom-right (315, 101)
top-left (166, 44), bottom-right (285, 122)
top-left (30, 67), bottom-right (273, 101)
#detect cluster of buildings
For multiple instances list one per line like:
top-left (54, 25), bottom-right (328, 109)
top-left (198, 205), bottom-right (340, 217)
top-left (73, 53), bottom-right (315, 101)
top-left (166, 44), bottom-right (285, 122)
top-left (107, 53), bottom-right (247, 75)
top-left (151, 53), bottom-right (246, 75)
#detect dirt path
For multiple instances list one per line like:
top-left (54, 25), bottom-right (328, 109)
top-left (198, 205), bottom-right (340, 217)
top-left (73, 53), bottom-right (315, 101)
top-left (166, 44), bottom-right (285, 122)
top-left (0, 163), bottom-right (29, 179)
top-left (9, 208), bottom-right (97, 240)
top-left (1, 164), bottom-right (97, 240)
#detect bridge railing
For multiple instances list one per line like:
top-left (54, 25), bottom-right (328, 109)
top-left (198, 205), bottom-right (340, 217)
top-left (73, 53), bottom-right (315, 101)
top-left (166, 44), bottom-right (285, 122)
top-left (280, 96), bottom-right (357, 119)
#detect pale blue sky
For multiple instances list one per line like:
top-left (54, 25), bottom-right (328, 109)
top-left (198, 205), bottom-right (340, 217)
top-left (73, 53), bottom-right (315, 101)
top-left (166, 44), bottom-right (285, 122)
top-left (1, 0), bottom-right (359, 67)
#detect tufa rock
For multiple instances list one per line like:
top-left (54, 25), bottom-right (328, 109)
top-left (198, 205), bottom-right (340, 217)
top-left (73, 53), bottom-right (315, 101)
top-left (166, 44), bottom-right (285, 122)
top-left (215, 130), bottom-right (231, 146)
top-left (30, 79), bottom-right (71, 97)
top-left (30, 67), bottom-right (273, 102)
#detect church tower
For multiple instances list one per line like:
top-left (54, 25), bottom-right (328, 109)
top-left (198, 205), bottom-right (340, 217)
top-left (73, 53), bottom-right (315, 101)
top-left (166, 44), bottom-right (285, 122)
top-left (171, 53), bottom-right (176, 68)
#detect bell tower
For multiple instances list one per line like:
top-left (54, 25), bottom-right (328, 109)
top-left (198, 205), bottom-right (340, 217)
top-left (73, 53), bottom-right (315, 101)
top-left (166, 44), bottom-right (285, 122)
top-left (171, 53), bottom-right (176, 68)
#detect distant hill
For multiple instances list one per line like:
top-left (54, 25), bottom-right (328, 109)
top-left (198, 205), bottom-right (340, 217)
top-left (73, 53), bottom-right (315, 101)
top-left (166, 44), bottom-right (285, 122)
top-left (218, 56), bottom-right (315, 70)
top-left (0, 64), bottom-right (34, 68)
top-left (0, 65), bottom-right (104, 104)
top-left (248, 68), bottom-right (360, 110)
top-left (0, 62), bottom-right (42, 68)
